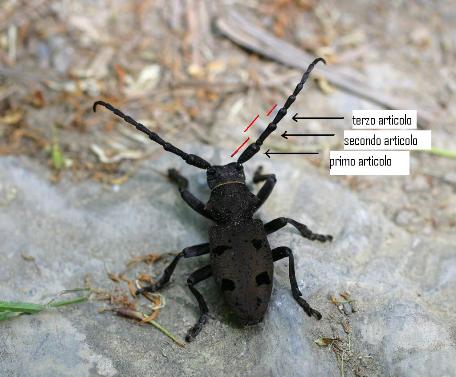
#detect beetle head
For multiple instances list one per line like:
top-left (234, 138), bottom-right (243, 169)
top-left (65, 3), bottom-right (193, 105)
top-left (206, 162), bottom-right (245, 190)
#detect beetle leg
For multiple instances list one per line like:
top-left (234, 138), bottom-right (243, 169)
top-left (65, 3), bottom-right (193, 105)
top-left (136, 243), bottom-right (209, 294)
top-left (252, 166), bottom-right (277, 210)
top-left (272, 246), bottom-right (322, 320)
top-left (168, 168), bottom-right (214, 221)
top-left (185, 265), bottom-right (212, 342)
top-left (264, 217), bottom-right (333, 242)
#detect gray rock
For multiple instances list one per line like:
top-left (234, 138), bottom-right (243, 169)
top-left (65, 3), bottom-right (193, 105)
top-left (402, 175), bottom-right (430, 192)
top-left (342, 302), bottom-right (352, 316)
top-left (444, 172), bottom-right (456, 185)
top-left (394, 209), bottom-right (418, 226)
top-left (0, 147), bottom-right (455, 377)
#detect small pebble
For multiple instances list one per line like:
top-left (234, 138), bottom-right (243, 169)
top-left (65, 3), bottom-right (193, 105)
top-left (341, 319), bottom-right (351, 334)
top-left (444, 172), bottom-right (456, 185)
top-left (343, 302), bottom-right (352, 316)
top-left (350, 300), bottom-right (359, 313)
top-left (395, 209), bottom-right (417, 226)
top-left (337, 304), bottom-right (345, 314)
top-left (403, 175), bottom-right (430, 192)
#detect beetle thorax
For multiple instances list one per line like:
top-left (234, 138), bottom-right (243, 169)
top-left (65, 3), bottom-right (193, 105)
top-left (205, 163), bottom-right (258, 224)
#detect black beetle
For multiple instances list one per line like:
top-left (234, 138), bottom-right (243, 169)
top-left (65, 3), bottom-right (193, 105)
top-left (93, 57), bottom-right (332, 342)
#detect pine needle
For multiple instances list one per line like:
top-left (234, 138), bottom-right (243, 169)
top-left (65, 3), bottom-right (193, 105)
top-left (116, 308), bottom-right (185, 347)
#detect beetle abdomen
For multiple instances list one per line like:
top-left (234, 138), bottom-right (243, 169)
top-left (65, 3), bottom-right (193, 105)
top-left (209, 219), bottom-right (273, 325)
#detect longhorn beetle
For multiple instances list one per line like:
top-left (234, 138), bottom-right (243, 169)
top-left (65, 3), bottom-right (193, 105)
top-left (93, 57), bottom-right (332, 342)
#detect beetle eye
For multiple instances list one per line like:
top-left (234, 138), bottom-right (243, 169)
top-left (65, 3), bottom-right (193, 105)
top-left (235, 163), bottom-right (243, 171)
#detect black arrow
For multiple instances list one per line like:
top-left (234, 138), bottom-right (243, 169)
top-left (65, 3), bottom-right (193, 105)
top-left (281, 130), bottom-right (335, 139)
top-left (292, 113), bottom-right (344, 122)
top-left (264, 149), bottom-right (319, 158)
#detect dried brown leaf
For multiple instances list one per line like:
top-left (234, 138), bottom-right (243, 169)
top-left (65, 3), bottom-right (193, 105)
top-left (314, 337), bottom-right (339, 347)
top-left (10, 128), bottom-right (47, 148)
top-left (315, 76), bottom-right (336, 95)
top-left (107, 272), bottom-right (121, 283)
top-left (0, 110), bottom-right (23, 125)
top-left (341, 319), bottom-right (351, 334)
top-left (137, 273), bottom-right (152, 283)
top-left (141, 291), bottom-right (160, 305)
top-left (116, 308), bottom-right (144, 321)
top-left (142, 311), bottom-right (159, 322)
top-left (114, 64), bottom-right (127, 87)
top-left (109, 294), bottom-right (135, 309)
top-left (127, 280), bottom-right (138, 297)
top-left (329, 294), bottom-right (339, 305)
top-left (30, 90), bottom-right (45, 108)
top-left (339, 291), bottom-right (351, 301)
top-left (126, 253), bottom-right (162, 268)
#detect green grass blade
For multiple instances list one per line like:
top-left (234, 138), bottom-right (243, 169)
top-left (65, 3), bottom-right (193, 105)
top-left (47, 295), bottom-right (89, 308)
top-left (423, 147), bottom-right (456, 159)
top-left (0, 289), bottom-right (90, 319)
top-left (0, 301), bottom-right (45, 313)
top-left (146, 319), bottom-right (186, 348)
top-left (51, 125), bottom-right (64, 170)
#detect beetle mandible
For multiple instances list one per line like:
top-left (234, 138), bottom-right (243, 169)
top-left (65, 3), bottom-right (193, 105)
top-left (93, 57), bottom-right (332, 342)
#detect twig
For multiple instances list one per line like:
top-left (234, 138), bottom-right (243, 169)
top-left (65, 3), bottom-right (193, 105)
top-left (116, 308), bottom-right (185, 347)
top-left (216, 10), bottom-right (435, 128)
top-left (146, 317), bottom-right (185, 347)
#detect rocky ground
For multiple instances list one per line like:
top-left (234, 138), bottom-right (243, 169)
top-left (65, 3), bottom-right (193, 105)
top-left (1, 146), bottom-right (455, 377)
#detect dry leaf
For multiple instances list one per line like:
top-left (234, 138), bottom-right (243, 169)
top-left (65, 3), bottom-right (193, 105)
top-left (110, 294), bottom-right (135, 309)
top-left (341, 319), bottom-right (351, 334)
top-left (142, 311), bottom-right (159, 322)
top-left (107, 272), bottom-right (121, 283)
top-left (315, 76), bottom-right (336, 95)
top-left (141, 291), bottom-right (159, 304)
top-left (30, 90), bottom-right (45, 108)
top-left (127, 280), bottom-right (138, 297)
top-left (94, 292), bottom-right (112, 301)
top-left (114, 64), bottom-right (127, 87)
top-left (137, 274), bottom-right (152, 283)
top-left (339, 291), bottom-right (351, 301)
top-left (314, 337), bottom-right (339, 347)
top-left (188, 63), bottom-right (204, 78)
top-left (126, 253), bottom-right (162, 268)
top-left (116, 307), bottom-right (144, 321)
top-left (124, 65), bottom-right (161, 97)
top-left (329, 294), bottom-right (339, 305)
top-left (90, 144), bottom-right (144, 164)
top-left (0, 110), bottom-right (23, 125)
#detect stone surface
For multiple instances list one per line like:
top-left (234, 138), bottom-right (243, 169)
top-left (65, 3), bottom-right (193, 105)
top-left (1, 148), bottom-right (455, 377)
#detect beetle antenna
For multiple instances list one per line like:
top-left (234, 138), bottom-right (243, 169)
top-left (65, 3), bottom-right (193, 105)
top-left (237, 57), bottom-right (326, 164)
top-left (93, 101), bottom-right (211, 169)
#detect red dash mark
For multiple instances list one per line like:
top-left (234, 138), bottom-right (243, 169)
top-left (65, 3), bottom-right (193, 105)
top-left (266, 103), bottom-right (277, 116)
top-left (243, 115), bottom-right (259, 132)
top-left (231, 137), bottom-right (250, 157)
